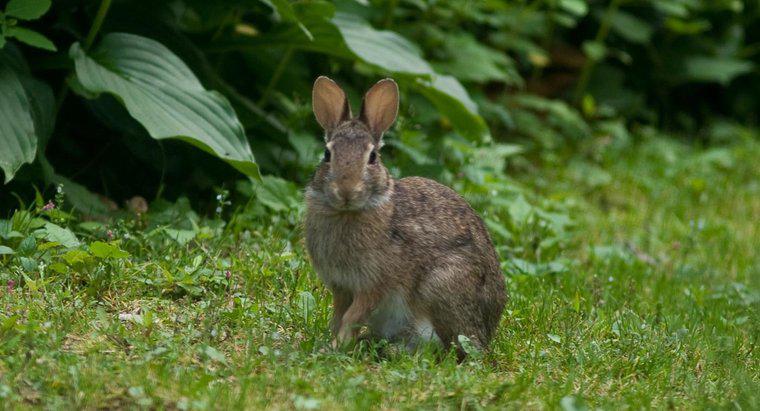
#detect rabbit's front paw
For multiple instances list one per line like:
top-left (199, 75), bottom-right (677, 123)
top-left (334, 324), bottom-right (358, 348)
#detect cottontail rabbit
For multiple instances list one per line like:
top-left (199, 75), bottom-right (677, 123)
top-left (304, 76), bottom-right (506, 357)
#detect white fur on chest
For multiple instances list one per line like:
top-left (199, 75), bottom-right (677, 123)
top-left (367, 292), bottom-right (442, 345)
top-left (368, 292), bottom-right (412, 339)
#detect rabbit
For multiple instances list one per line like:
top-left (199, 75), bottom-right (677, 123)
top-left (304, 76), bottom-right (506, 358)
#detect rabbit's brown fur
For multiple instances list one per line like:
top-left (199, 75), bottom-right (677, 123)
top-left (304, 77), bottom-right (506, 357)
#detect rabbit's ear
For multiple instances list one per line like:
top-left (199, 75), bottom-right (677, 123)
top-left (313, 76), bottom-right (352, 134)
top-left (360, 78), bottom-right (398, 141)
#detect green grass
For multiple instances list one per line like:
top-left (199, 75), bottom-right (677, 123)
top-left (1, 136), bottom-right (758, 409)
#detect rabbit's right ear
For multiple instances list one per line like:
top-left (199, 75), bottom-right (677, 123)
top-left (359, 78), bottom-right (398, 142)
top-left (312, 76), bottom-right (352, 134)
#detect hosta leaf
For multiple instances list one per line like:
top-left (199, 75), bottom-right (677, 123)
top-left (0, 53), bottom-right (37, 183)
top-left (246, 6), bottom-right (487, 140)
top-left (5, 0), bottom-right (51, 20)
top-left (18, 75), bottom-right (55, 146)
top-left (332, 13), bottom-right (488, 140)
top-left (333, 12), bottom-right (432, 75)
top-left (2, 42), bottom-right (55, 151)
top-left (70, 33), bottom-right (259, 179)
top-left (6, 27), bottom-right (57, 51)
top-left (415, 75), bottom-right (488, 140)
top-left (2, 43), bottom-right (107, 213)
top-left (15, 54), bottom-right (109, 216)
top-left (433, 32), bottom-right (521, 85)
top-left (253, 176), bottom-right (301, 212)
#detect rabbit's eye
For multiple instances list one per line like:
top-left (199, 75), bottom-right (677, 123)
top-left (323, 149), bottom-right (331, 163)
top-left (368, 151), bottom-right (377, 165)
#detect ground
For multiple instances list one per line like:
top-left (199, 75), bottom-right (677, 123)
top-left (1, 135), bottom-right (758, 409)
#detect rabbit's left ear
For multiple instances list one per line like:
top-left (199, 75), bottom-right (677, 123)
top-left (313, 76), bottom-right (352, 134)
top-left (359, 79), bottom-right (398, 141)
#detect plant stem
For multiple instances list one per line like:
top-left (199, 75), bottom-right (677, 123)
top-left (53, 83), bottom-right (70, 116)
top-left (211, 9), bottom-right (241, 42)
top-left (383, 0), bottom-right (399, 29)
top-left (257, 45), bottom-right (294, 108)
top-left (573, 0), bottom-right (621, 104)
top-left (84, 0), bottom-right (113, 50)
top-left (190, 41), bottom-right (288, 133)
top-left (54, 0), bottom-right (113, 115)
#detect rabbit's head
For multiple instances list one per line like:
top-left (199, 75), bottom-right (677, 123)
top-left (308, 76), bottom-right (399, 211)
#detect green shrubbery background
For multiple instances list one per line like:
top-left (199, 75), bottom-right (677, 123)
top-left (1, 0), bottom-right (757, 210)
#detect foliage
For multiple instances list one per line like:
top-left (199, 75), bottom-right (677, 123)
top-left (0, 0), bottom-right (56, 51)
top-left (70, 32), bottom-right (259, 178)
top-left (0, 0), bottom-right (757, 209)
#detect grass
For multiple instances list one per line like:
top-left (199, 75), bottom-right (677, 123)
top-left (1, 135), bottom-right (758, 409)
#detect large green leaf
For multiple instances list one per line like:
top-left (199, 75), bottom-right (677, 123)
top-left (236, 6), bottom-right (487, 139)
top-left (17, 75), bottom-right (55, 147)
top-left (415, 75), bottom-right (489, 141)
top-left (70, 33), bottom-right (259, 179)
top-left (331, 13), bottom-right (489, 140)
top-left (2, 44), bottom-right (107, 213)
top-left (333, 12), bottom-right (432, 75)
top-left (433, 32), bottom-right (521, 85)
top-left (0, 53), bottom-right (37, 183)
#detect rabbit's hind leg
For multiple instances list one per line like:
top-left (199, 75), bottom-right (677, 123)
top-left (417, 263), bottom-right (491, 355)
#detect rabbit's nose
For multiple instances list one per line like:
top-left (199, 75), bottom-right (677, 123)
top-left (329, 183), bottom-right (348, 201)
top-left (330, 182), bottom-right (360, 204)
top-left (338, 187), bottom-right (356, 202)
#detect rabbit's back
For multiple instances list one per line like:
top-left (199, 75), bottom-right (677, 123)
top-left (389, 177), bottom-right (499, 267)
top-left (389, 177), bottom-right (506, 347)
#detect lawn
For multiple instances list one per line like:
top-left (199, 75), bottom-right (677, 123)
top-left (1, 135), bottom-right (758, 409)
